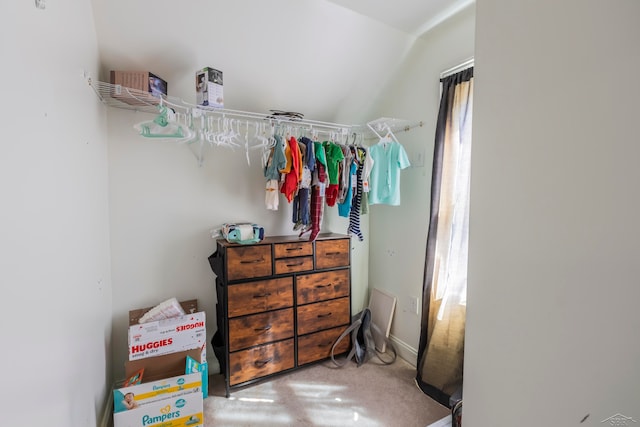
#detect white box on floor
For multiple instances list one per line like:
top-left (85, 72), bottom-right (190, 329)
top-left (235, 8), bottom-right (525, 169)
top-left (113, 372), bottom-right (203, 427)
top-left (128, 312), bottom-right (206, 361)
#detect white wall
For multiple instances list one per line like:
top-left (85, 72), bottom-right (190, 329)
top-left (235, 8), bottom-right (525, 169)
top-left (366, 5), bottom-right (475, 365)
top-left (465, 0), bottom-right (640, 425)
top-left (91, 0), bottom-right (420, 380)
top-left (0, 0), bottom-right (111, 426)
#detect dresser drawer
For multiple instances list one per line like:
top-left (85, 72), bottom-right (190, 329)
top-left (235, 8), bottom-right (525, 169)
top-left (274, 241), bottom-right (313, 258)
top-left (226, 245), bottom-right (272, 281)
top-left (228, 277), bottom-right (293, 318)
top-left (298, 325), bottom-right (350, 366)
top-left (315, 239), bottom-right (350, 269)
top-left (274, 256), bottom-right (313, 275)
top-left (297, 297), bottom-right (350, 335)
top-left (229, 339), bottom-right (295, 386)
top-left (297, 269), bottom-right (350, 305)
top-left (228, 308), bottom-right (294, 352)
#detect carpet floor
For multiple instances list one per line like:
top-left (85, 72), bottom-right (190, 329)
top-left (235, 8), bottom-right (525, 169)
top-left (203, 357), bottom-right (449, 427)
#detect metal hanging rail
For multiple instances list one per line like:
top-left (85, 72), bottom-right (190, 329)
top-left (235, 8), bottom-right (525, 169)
top-left (87, 78), bottom-right (425, 165)
top-left (88, 78), bottom-right (356, 132)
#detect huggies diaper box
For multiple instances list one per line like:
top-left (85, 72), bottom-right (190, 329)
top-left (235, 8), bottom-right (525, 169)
top-left (113, 372), bottom-right (203, 427)
top-left (128, 312), bottom-right (206, 362)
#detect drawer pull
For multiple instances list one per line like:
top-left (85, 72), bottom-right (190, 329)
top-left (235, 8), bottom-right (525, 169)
top-left (325, 252), bottom-right (341, 256)
top-left (318, 341), bottom-right (332, 348)
top-left (253, 292), bottom-right (272, 298)
top-left (317, 312), bottom-right (332, 318)
top-left (286, 247), bottom-right (304, 252)
top-left (254, 325), bottom-right (272, 333)
top-left (254, 358), bottom-right (272, 367)
top-left (315, 283), bottom-right (331, 288)
top-left (286, 261), bottom-right (304, 267)
top-left (240, 258), bottom-right (264, 264)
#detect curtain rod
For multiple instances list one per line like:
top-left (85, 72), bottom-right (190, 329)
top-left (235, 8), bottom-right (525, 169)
top-left (440, 57), bottom-right (474, 79)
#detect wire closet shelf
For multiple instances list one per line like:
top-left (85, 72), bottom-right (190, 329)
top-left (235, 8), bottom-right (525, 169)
top-left (88, 78), bottom-right (424, 164)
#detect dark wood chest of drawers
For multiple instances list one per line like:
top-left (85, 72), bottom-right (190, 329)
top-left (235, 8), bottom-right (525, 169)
top-left (209, 233), bottom-right (352, 395)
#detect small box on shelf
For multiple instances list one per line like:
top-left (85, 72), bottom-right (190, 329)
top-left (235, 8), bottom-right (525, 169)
top-left (110, 71), bottom-right (167, 106)
top-left (196, 67), bottom-right (223, 108)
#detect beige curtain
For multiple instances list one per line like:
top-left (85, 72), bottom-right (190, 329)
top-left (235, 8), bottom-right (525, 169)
top-left (417, 67), bottom-right (473, 406)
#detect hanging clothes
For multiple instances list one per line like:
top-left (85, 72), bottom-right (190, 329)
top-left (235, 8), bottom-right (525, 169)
top-left (281, 136), bottom-right (302, 203)
top-left (323, 140), bottom-right (344, 207)
top-left (300, 142), bottom-right (328, 242)
top-left (337, 154), bottom-right (357, 218)
top-left (360, 145), bottom-right (374, 214)
top-left (347, 146), bottom-right (366, 241)
top-left (337, 144), bottom-right (352, 205)
top-left (314, 140), bottom-right (327, 169)
top-left (265, 179), bottom-right (279, 211)
top-left (264, 134), bottom-right (287, 211)
top-left (368, 139), bottom-right (410, 206)
top-left (292, 140), bottom-right (306, 226)
top-left (292, 136), bottom-right (316, 230)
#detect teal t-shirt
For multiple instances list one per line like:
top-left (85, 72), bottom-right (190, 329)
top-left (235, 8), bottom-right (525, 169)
top-left (368, 140), bottom-right (410, 206)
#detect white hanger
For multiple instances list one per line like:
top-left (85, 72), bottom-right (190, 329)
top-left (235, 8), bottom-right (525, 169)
top-left (244, 119), bottom-right (251, 166)
top-left (383, 124), bottom-right (399, 143)
top-left (367, 121), bottom-right (384, 140)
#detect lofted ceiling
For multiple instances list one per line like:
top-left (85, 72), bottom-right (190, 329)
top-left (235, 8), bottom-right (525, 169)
top-left (89, 0), bottom-right (475, 123)
top-left (325, 0), bottom-right (475, 37)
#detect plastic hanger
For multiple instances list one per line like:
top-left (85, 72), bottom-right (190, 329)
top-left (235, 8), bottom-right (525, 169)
top-left (134, 105), bottom-right (192, 139)
top-left (384, 124), bottom-right (399, 143)
top-left (367, 122), bottom-right (384, 140)
top-left (244, 120), bottom-right (251, 166)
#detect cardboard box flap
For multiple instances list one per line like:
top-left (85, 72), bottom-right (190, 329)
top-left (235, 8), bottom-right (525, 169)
top-left (129, 299), bottom-right (198, 326)
top-left (124, 348), bottom-right (201, 384)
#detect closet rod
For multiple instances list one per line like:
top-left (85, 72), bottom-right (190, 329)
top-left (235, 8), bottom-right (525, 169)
top-left (359, 117), bottom-right (424, 140)
top-left (440, 57), bottom-right (474, 79)
top-left (173, 100), bottom-right (355, 131)
top-left (88, 78), bottom-right (424, 143)
top-left (88, 78), bottom-right (356, 134)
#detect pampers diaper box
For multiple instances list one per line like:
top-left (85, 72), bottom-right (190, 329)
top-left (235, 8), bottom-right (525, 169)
top-left (114, 372), bottom-right (203, 427)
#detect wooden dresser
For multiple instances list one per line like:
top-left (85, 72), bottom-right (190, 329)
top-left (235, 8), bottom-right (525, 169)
top-left (209, 233), bottom-right (352, 396)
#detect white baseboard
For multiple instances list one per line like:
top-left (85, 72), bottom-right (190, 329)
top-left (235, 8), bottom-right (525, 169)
top-left (389, 334), bottom-right (419, 367)
top-left (99, 383), bottom-right (114, 427)
top-left (427, 415), bottom-right (452, 427)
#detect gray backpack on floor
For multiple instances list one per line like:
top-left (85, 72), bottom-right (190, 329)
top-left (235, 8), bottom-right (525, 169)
top-left (331, 307), bottom-right (396, 367)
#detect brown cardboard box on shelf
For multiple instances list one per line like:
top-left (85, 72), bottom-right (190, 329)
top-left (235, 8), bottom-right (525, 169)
top-left (110, 70), bottom-right (168, 106)
top-left (129, 299), bottom-right (198, 325)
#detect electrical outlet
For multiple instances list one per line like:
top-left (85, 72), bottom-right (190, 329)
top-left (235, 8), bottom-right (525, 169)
top-left (409, 296), bottom-right (420, 315)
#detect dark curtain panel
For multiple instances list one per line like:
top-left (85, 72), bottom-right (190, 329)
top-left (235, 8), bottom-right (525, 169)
top-left (416, 67), bottom-right (474, 407)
